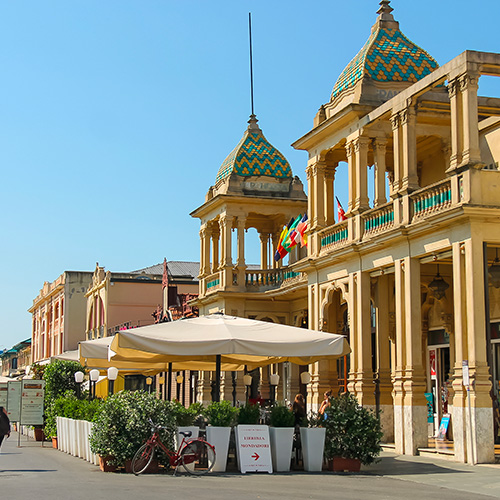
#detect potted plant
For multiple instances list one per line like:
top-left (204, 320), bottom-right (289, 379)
top-left (269, 404), bottom-right (295, 472)
top-left (323, 392), bottom-right (382, 472)
top-left (204, 400), bottom-right (238, 472)
top-left (90, 390), bottom-right (175, 471)
top-left (299, 411), bottom-right (326, 472)
top-left (173, 401), bottom-right (202, 449)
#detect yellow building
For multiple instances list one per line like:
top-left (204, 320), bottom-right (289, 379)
top-left (193, 1), bottom-right (500, 464)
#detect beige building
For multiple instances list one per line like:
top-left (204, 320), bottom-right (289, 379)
top-left (192, 1), bottom-right (500, 464)
top-left (29, 271), bottom-right (93, 363)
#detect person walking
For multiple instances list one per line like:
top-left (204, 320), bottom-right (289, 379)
top-left (0, 406), bottom-right (11, 451)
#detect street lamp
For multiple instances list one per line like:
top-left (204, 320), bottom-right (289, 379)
top-left (300, 371), bottom-right (311, 413)
top-left (176, 373), bottom-right (184, 401)
top-left (89, 369), bottom-right (100, 399)
top-left (146, 376), bottom-right (153, 393)
top-left (244, 373), bottom-right (252, 402)
top-left (107, 367), bottom-right (118, 396)
top-left (74, 371), bottom-right (84, 399)
top-left (269, 373), bottom-right (280, 403)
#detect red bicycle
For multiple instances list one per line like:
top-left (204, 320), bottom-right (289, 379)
top-left (131, 420), bottom-right (216, 476)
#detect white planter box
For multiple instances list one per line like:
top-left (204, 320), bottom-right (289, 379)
top-left (206, 426), bottom-right (231, 472)
top-left (176, 426), bottom-right (199, 450)
top-left (300, 427), bottom-right (326, 472)
top-left (269, 427), bottom-right (294, 472)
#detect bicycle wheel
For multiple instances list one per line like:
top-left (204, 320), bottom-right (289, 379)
top-left (180, 439), bottom-right (216, 475)
top-left (131, 442), bottom-right (155, 475)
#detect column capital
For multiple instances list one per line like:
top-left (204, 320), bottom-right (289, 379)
top-left (459, 71), bottom-right (480, 92)
top-left (400, 105), bottom-right (416, 126)
top-left (390, 112), bottom-right (400, 130)
top-left (353, 135), bottom-right (370, 152)
top-left (373, 137), bottom-right (388, 152)
top-left (447, 77), bottom-right (459, 99)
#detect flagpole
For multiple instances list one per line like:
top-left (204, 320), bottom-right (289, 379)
top-left (248, 12), bottom-right (255, 116)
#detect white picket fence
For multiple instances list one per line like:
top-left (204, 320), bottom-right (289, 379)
top-left (56, 416), bottom-right (99, 466)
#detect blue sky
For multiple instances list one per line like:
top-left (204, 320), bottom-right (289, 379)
top-left (1, 0), bottom-right (499, 349)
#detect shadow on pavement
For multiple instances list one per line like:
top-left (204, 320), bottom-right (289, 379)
top-left (0, 469), bottom-right (57, 473)
top-left (367, 456), bottom-right (473, 476)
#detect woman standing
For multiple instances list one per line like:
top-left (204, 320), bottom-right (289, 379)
top-left (0, 406), bottom-right (11, 450)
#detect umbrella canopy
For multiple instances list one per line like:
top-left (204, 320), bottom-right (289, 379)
top-left (110, 314), bottom-right (350, 369)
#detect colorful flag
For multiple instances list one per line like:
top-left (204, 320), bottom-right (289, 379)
top-left (337, 197), bottom-right (346, 222)
top-left (283, 214), bottom-right (302, 251)
top-left (294, 213), bottom-right (308, 247)
top-left (274, 225), bottom-right (289, 261)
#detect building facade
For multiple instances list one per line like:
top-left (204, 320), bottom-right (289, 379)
top-left (193, 1), bottom-right (500, 464)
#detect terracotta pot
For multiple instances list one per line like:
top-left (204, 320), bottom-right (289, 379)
top-left (124, 458), bottom-right (159, 474)
top-left (34, 428), bottom-right (45, 442)
top-left (99, 455), bottom-right (117, 473)
top-left (328, 457), bottom-right (361, 472)
top-left (52, 437), bottom-right (58, 449)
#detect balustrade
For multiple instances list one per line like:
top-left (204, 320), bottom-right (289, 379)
top-left (411, 179), bottom-right (452, 221)
top-left (319, 221), bottom-right (349, 252)
top-left (362, 203), bottom-right (394, 238)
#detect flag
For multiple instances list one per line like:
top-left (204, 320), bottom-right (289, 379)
top-left (274, 225), bottom-right (288, 261)
top-left (283, 214), bottom-right (302, 251)
top-left (337, 197), bottom-right (346, 222)
top-left (293, 213), bottom-right (308, 247)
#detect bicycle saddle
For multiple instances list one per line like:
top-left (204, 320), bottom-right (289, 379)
top-left (179, 431), bottom-right (192, 438)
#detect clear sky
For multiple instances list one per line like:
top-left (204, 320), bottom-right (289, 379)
top-left (1, 0), bottom-right (499, 349)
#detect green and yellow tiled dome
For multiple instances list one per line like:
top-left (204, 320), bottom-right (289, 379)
top-left (331, 3), bottom-right (438, 100)
top-left (216, 115), bottom-right (292, 183)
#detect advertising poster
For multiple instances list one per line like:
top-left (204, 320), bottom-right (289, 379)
top-left (437, 413), bottom-right (451, 440)
top-left (0, 383), bottom-right (7, 407)
top-left (236, 424), bottom-right (273, 473)
top-left (21, 380), bottom-right (45, 426)
top-left (7, 381), bottom-right (22, 421)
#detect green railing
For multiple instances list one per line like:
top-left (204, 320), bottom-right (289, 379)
top-left (411, 180), bottom-right (452, 220)
top-left (320, 221), bottom-right (349, 251)
top-left (363, 204), bottom-right (394, 237)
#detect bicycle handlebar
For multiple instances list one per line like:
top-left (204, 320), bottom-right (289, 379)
top-left (148, 418), bottom-right (168, 432)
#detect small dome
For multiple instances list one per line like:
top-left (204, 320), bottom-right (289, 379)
top-left (216, 115), bottom-right (292, 183)
top-left (331, 1), bottom-right (438, 101)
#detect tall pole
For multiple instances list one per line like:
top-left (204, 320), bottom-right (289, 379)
top-left (167, 363), bottom-right (172, 401)
top-left (248, 12), bottom-right (254, 116)
top-left (215, 355), bottom-right (221, 402)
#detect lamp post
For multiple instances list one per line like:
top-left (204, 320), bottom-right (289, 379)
top-left (146, 376), bottom-right (153, 394)
top-left (300, 371), bottom-right (311, 413)
top-left (243, 374), bottom-right (252, 403)
top-left (176, 373), bottom-right (184, 402)
top-left (231, 371), bottom-right (237, 406)
top-left (269, 373), bottom-right (280, 403)
top-left (74, 371), bottom-right (84, 399)
top-left (158, 375), bottom-right (165, 400)
top-left (107, 367), bottom-right (118, 396)
top-left (89, 369), bottom-right (100, 400)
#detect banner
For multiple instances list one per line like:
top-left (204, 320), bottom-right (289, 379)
top-left (21, 380), bottom-right (45, 426)
top-left (7, 381), bottom-right (22, 421)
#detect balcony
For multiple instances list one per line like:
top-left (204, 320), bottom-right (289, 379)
top-left (245, 267), bottom-right (306, 292)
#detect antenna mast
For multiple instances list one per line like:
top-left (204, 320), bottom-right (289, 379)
top-left (248, 12), bottom-right (255, 116)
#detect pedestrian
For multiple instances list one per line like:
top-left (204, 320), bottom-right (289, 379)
top-left (318, 391), bottom-right (332, 417)
top-left (0, 406), bottom-right (11, 450)
top-left (292, 393), bottom-right (306, 426)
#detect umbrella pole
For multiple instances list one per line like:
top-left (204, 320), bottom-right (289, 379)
top-left (167, 363), bottom-right (172, 401)
top-left (214, 355), bottom-right (221, 402)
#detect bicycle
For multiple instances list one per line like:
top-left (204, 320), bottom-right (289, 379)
top-left (131, 419), bottom-right (216, 476)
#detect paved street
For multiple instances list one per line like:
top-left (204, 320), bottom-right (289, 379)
top-left (1, 432), bottom-right (500, 500)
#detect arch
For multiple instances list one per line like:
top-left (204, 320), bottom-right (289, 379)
top-left (254, 314), bottom-right (278, 324)
top-left (320, 280), bottom-right (348, 331)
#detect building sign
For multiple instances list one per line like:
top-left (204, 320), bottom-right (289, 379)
top-left (429, 349), bottom-right (437, 379)
top-left (242, 181), bottom-right (288, 193)
top-left (424, 392), bottom-right (434, 423)
top-left (7, 381), bottom-right (22, 421)
top-left (0, 383), bottom-right (7, 407)
top-left (236, 424), bottom-right (272, 473)
top-left (462, 360), bottom-right (470, 388)
top-left (21, 380), bottom-right (45, 426)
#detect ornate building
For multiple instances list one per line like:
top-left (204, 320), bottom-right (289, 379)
top-left (193, 1), bottom-right (500, 464)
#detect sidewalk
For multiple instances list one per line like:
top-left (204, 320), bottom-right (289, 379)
top-left (1, 432), bottom-right (500, 500)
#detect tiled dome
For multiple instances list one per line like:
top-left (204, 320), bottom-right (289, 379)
top-left (216, 115), bottom-right (292, 183)
top-left (331, 1), bottom-right (438, 100)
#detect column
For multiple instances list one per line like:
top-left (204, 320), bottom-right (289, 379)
top-left (211, 225), bottom-right (220, 273)
top-left (236, 217), bottom-right (246, 288)
top-left (219, 215), bottom-right (233, 268)
top-left (353, 136), bottom-right (370, 213)
top-left (324, 164), bottom-right (336, 226)
top-left (313, 159), bottom-right (326, 228)
top-left (345, 141), bottom-right (356, 215)
top-left (347, 273), bottom-right (358, 394)
top-left (401, 105), bottom-right (419, 193)
top-left (390, 113), bottom-right (402, 197)
top-left (199, 224), bottom-right (210, 277)
top-left (463, 238), bottom-right (495, 463)
top-left (260, 233), bottom-right (269, 270)
top-left (306, 164), bottom-right (315, 232)
top-left (459, 72), bottom-right (482, 167)
top-left (375, 274), bottom-right (394, 442)
top-left (272, 230), bottom-right (280, 269)
top-left (447, 78), bottom-right (462, 171)
top-left (402, 257), bottom-right (427, 454)
top-left (373, 139), bottom-right (387, 207)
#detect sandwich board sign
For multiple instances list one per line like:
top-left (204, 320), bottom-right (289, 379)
top-left (7, 381), bottom-right (21, 422)
top-left (235, 425), bottom-right (273, 473)
top-left (21, 380), bottom-right (45, 426)
top-left (0, 383), bottom-right (7, 407)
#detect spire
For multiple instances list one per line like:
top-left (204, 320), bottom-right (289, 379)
top-left (247, 113), bottom-right (261, 132)
top-left (377, 0), bottom-right (394, 20)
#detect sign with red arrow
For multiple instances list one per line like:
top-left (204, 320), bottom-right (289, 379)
top-left (252, 452), bottom-right (260, 460)
top-left (236, 425), bottom-right (272, 473)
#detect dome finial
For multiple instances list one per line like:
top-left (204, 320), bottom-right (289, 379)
top-left (377, 0), bottom-right (394, 20)
top-left (247, 113), bottom-right (261, 132)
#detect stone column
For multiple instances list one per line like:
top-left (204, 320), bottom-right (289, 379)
top-left (390, 113), bottom-right (402, 197)
top-left (375, 274), bottom-right (394, 442)
top-left (345, 141), bottom-right (356, 215)
top-left (313, 160), bottom-right (326, 228)
top-left (401, 104), bottom-right (419, 193)
top-left (260, 233), bottom-right (269, 270)
top-left (347, 273), bottom-right (358, 394)
top-left (459, 72), bottom-right (482, 167)
top-left (463, 238), bottom-right (495, 463)
top-left (324, 164), bottom-right (336, 226)
top-left (402, 257), bottom-right (427, 455)
top-left (199, 224), bottom-right (211, 277)
top-left (306, 164), bottom-right (315, 234)
top-left (211, 225), bottom-right (220, 273)
top-left (447, 78), bottom-right (463, 171)
top-left (236, 217), bottom-right (246, 288)
top-left (271, 230), bottom-right (280, 269)
top-left (353, 136), bottom-right (370, 213)
top-left (373, 139), bottom-right (387, 207)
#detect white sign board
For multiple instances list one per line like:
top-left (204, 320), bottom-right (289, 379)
top-left (462, 360), bottom-right (470, 388)
top-left (7, 381), bottom-right (22, 421)
top-left (21, 380), bottom-right (45, 426)
top-left (0, 383), bottom-right (7, 407)
top-left (236, 425), bottom-right (273, 474)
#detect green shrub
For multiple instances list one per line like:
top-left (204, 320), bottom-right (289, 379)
top-left (237, 403), bottom-right (261, 425)
top-left (89, 390), bottom-right (176, 466)
top-left (269, 404), bottom-right (295, 427)
top-left (43, 360), bottom-right (86, 401)
top-left (323, 392), bottom-right (382, 465)
top-left (204, 400), bottom-right (238, 427)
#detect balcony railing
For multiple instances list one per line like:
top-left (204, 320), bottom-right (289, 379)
top-left (362, 203), bottom-right (394, 238)
top-left (319, 220), bottom-right (349, 252)
top-left (205, 271), bottom-right (222, 292)
top-left (245, 268), bottom-right (305, 290)
top-left (411, 179), bottom-right (452, 221)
